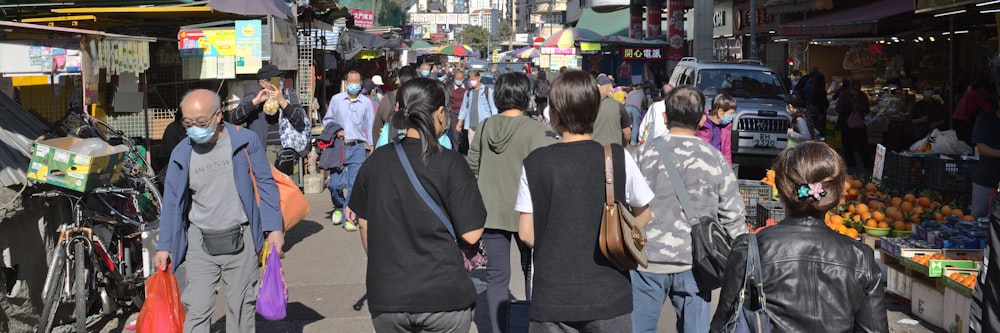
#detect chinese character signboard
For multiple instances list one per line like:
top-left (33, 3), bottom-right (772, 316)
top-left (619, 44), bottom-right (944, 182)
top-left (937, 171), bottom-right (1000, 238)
top-left (350, 9), bottom-right (375, 28)
top-left (623, 48), bottom-right (663, 60)
top-left (235, 20), bottom-right (262, 74)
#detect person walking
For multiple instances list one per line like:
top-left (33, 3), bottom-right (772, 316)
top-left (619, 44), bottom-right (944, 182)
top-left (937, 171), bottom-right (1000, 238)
top-left (710, 141), bottom-right (888, 333)
top-left (323, 70), bottom-right (374, 231)
top-left (631, 85), bottom-right (746, 333)
top-left (534, 71), bottom-right (550, 111)
top-left (155, 89), bottom-right (285, 333)
top-left (373, 66), bottom-right (416, 146)
top-left (468, 73), bottom-right (556, 333)
top-left (696, 93), bottom-right (736, 165)
top-left (448, 70), bottom-right (468, 151)
top-left (229, 64), bottom-right (308, 175)
top-left (516, 70), bottom-right (653, 332)
top-left (456, 70), bottom-right (497, 146)
top-left (624, 85), bottom-right (647, 145)
top-left (592, 73), bottom-right (631, 146)
top-left (348, 78), bottom-right (486, 332)
top-left (835, 80), bottom-right (872, 171)
top-left (637, 84), bottom-right (674, 145)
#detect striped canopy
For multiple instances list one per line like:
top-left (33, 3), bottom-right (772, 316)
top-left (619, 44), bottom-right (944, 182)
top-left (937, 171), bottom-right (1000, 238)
top-left (540, 28), bottom-right (603, 48)
top-left (433, 44), bottom-right (480, 57)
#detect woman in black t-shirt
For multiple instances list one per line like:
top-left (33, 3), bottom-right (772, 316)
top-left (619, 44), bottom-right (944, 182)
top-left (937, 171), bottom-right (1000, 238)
top-left (349, 78), bottom-right (486, 332)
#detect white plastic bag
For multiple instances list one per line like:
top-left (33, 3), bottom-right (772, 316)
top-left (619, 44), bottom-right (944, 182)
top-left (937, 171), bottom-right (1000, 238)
top-left (909, 129), bottom-right (973, 155)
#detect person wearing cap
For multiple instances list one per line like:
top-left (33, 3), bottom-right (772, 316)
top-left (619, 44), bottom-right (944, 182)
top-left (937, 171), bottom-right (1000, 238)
top-left (361, 78), bottom-right (381, 113)
top-left (591, 73), bottom-right (631, 146)
top-left (322, 70), bottom-right (374, 231)
top-left (230, 64), bottom-right (308, 175)
top-left (372, 74), bottom-right (385, 90)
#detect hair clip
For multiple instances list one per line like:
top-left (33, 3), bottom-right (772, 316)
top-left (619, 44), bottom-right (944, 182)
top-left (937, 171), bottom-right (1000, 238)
top-left (797, 183), bottom-right (827, 201)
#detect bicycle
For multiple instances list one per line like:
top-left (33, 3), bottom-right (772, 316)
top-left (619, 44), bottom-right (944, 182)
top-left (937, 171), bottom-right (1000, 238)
top-left (34, 186), bottom-right (152, 333)
top-left (35, 111), bottom-right (162, 333)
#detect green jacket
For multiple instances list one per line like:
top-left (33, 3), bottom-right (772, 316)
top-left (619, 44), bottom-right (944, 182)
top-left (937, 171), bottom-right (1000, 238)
top-left (468, 114), bottom-right (556, 231)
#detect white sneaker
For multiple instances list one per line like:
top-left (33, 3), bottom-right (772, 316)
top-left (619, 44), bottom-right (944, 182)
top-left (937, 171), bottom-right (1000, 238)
top-left (343, 221), bottom-right (358, 231)
top-left (331, 210), bottom-right (343, 225)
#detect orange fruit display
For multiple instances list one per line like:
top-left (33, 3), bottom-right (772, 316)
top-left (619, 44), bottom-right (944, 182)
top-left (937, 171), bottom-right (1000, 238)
top-left (865, 219), bottom-right (878, 228)
top-left (893, 221), bottom-right (906, 231)
top-left (856, 204), bottom-right (870, 215)
top-left (901, 202), bottom-right (914, 214)
top-left (846, 228), bottom-right (859, 239)
top-left (872, 211), bottom-right (885, 222)
top-left (878, 221), bottom-right (890, 229)
top-left (917, 196), bottom-right (932, 208)
top-left (941, 205), bottom-right (952, 215)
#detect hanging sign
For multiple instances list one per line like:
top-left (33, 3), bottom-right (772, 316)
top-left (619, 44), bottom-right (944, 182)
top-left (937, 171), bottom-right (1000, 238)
top-left (235, 20), bottom-right (263, 74)
top-left (623, 48), bottom-right (663, 60)
top-left (349, 9), bottom-right (375, 28)
top-left (178, 29), bottom-right (236, 57)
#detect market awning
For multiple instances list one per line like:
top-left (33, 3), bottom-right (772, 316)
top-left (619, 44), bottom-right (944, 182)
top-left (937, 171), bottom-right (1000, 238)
top-left (777, 0), bottom-right (914, 36)
top-left (0, 20), bottom-right (156, 42)
top-left (574, 7), bottom-right (629, 38)
top-left (764, 0), bottom-right (833, 14)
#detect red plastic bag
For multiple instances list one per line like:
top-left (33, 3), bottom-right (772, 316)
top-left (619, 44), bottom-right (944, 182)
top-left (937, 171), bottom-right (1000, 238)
top-left (136, 266), bottom-right (185, 333)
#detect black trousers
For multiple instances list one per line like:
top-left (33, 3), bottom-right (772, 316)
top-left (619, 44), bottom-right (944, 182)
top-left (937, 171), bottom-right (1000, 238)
top-left (841, 128), bottom-right (872, 170)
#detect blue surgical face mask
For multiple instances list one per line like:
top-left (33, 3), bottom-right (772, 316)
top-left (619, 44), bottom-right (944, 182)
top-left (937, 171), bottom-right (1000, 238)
top-left (347, 84), bottom-right (362, 95)
top-left (454, 80), bottom-right (464, 86)
top-left (438, 76), bottom-right (445, 82)
top-left (421, 70), bottom-right (431, 77)
top-left (720, 114), bottom-right (734, 126)
top-left (186, 124), bottom-right (215, 144)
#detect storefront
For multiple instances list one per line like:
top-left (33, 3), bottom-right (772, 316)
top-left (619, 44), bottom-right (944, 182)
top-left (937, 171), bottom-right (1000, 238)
top-left (712, 0), bottom-right (742, 61)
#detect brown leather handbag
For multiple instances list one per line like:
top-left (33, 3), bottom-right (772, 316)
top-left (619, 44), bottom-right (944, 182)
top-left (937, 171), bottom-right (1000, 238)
top-left (597, 145), bottom-right (649, 271)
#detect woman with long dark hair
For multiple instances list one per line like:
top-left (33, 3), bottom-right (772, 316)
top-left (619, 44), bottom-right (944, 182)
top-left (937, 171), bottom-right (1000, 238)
top-left (348, 78), bottom-right (486, 332)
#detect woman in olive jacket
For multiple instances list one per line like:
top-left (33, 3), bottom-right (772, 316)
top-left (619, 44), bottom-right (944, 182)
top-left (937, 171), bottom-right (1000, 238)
top-left (711, 141), bottom-right (888, 333)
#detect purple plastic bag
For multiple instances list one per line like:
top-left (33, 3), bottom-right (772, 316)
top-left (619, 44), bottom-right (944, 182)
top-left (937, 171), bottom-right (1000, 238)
top-left (256, 243), bottom-right (287, 321)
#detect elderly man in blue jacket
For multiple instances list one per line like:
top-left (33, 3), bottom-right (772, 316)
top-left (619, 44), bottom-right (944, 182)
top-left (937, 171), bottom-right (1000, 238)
top-left (155, 89), bottom-right (284, 333)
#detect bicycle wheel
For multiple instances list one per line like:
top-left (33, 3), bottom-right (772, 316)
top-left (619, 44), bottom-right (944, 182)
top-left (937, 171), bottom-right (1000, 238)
top-left (37, 245), bottom-right (67, 333)
top-left (94, 175), bottom-right (162, 226)
top-left (73, 242), bottom-right (88, 333)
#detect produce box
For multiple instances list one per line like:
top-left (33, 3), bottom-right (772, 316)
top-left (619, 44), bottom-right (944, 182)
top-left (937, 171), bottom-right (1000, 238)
top-left (884, 151), bottom-right (930, 184)
top-left (902, 256), bottom-right (978, 277)
top-left (756, 201), bottom-right (785, 225)
top-left (943, 282), bottom-right (973, 333)
top-left (911, 278), bottom-right (945, 328)
top-left (26, 137), bottom-right (125, 192)
top-left (942, 266), bottom-right (979, 298)
top-left (738, 179), bottom-right (772, 227)
top-left (926, 155), bottom-right (977, 191)
top-left (881, 237), bottom-right (935, 257)
top-left (885, 265), bottom-right (912, 300)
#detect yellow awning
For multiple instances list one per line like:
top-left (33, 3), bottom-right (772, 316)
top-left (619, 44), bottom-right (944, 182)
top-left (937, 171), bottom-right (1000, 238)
top-left (20, 15), bottom-right (97, 23)
top-left (51, 6), bottom-right (217, 14)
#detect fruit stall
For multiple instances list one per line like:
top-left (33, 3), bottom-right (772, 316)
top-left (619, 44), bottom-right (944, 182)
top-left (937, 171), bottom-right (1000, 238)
top-left (739, 171), bottom-right (987, 332)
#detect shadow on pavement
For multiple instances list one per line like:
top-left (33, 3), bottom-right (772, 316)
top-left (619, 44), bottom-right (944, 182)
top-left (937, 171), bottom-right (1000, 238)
top-left (283, 220), bottom-right (323, 253)
top-left (211, 302), bottom-right (325, 333)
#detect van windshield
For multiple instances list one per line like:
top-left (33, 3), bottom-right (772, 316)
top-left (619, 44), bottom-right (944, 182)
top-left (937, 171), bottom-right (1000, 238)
top-left (696, 69), bottom-right (787, 100)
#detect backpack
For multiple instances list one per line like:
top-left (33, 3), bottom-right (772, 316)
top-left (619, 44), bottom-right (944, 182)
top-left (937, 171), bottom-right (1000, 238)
top-left (278, 88), bottom-right (311, 154)
top-left (535, 79), bottom-right (550, 97)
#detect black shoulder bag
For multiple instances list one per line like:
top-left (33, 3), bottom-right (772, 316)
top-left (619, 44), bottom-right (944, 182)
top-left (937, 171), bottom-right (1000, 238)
top-left (722, 234), bottom-right (772, 333)
top-left (652, 138), bottom-right (734, 290)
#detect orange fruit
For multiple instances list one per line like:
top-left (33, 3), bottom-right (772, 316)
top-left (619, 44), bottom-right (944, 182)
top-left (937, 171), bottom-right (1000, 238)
top-left (865, 183), bottom-right (878, 192)
top-left (893, 221), bottom-right (906, 231)
top-left (848, 188), bottom-right (860, 196)
top-left (951, 272), bottom-right (962, 280)
top-left (861, 212), bottom-right (873, 221)
top-left (856, 204), bottom-right (870, 215)
top-left (848, 204), bottom-right (857, 214)
top-left (851, 180), bottom-right (863, 190)
top-left (890, 197), bottom-right (903, 207)
top-left (844, 180), bottom-right (852, 190)
top-left (873, 211), bottom-right (885, 222)
top-left (910, 214), bottom-right (922, 223)
top-left (901, 202), bottom-right (914, 214)
top-left (878, 221), bottom-right (890, 229)
top-left (962, 215), bottom-right (975, 221)
top-left (846, 228), bottom-right (859, 239)
top-left (913, 207), bottom-right (925, 216)
top-left (917, 196), bottom-right (932, 208)
top-left (934, 212), bottom-right (945, 222)
top-left (865, 219), bottom-right (878, 228)
top-left (852, 215), bottom-right (862, 223)
top-left (952, 209), bottom-right (964, 217)
top-left (941, 205), bottom-right (953, 215)
top-left (904, 193), bottom-right (916, 203)
top-left (831, 215), bottom-right (844, 225)
top-left (905, 222), bottom-right (913, 231)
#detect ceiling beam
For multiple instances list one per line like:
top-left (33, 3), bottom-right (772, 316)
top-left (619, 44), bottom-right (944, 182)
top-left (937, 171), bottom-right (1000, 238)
top-left (51, 6), bottom-right (215, 14)
top-left (20, 15), bottom-right (96, 23)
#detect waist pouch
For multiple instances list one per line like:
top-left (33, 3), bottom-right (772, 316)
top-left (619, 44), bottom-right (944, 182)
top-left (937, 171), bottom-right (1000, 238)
top-left (201, 225), bottom-right (246, 256)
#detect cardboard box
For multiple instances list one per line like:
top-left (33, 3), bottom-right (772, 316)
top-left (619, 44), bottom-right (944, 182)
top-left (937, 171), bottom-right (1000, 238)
top-left (886, 265), bottom-right (912, 300)
top-left (911, 278), bottom-right (944, 328)
top-left (26, 137), bottom-right (124, 192)
top-left (943, 285), bottom-right (972, 333)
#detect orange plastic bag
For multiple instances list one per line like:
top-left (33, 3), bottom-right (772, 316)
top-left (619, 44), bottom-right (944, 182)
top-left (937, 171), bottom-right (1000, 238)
top-left (136, 266), bottom-right (184, 333)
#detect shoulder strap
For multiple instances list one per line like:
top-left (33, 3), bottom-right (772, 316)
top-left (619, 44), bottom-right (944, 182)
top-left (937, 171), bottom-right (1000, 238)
top-left (394, 142), bottom-right (457, 240)
top-left (603, 144), bottom-right (614, 205)
top-left (749, 233), bottom-right (766, 306)
top-left (650, 138), bottom-right (698, 226)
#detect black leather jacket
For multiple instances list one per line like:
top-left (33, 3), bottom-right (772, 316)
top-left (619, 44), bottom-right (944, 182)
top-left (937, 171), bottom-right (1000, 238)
top-left (710, 216), bottom-right (888, 333)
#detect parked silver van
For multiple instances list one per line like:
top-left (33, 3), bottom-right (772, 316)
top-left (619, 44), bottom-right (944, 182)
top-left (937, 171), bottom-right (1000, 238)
top-left (667, 58), bottom-right (792, 167)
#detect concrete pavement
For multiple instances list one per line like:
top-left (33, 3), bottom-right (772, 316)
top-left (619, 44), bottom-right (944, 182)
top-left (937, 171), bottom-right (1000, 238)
top-left (83, 191), bottom-right (946, 333)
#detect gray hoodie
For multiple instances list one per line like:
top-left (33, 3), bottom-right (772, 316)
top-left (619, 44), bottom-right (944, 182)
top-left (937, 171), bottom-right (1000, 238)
top-left (469, 115), bottom-right (556, 231)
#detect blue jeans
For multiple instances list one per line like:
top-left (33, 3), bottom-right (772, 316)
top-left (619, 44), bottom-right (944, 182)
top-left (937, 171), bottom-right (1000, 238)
top-left (630, 270), bottom-right (711, 333)
top-left (625, 105), bottom-right (642, 144)
top-left (327, 144), bottom-right (367, 210)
